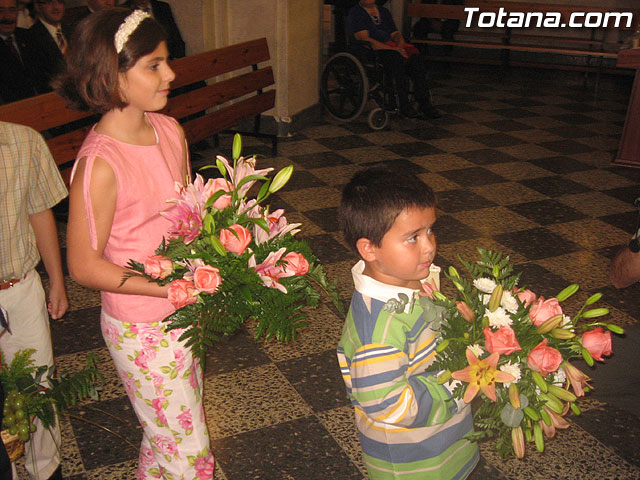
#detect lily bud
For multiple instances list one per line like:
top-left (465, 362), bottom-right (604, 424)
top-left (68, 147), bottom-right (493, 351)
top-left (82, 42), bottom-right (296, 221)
top-left (509, 384), bottom-right (521, 410)
top-left (448, 266), bottom-right (460, 279)
top-left (488, 284), bottom-right (503, 312)
top-left (232, 133), bottom-right (242, 160)
top-left (581, 307), bottom-right (609, 319)
top-left (531, 371), bottom-right (548, 393)
top-left (550, 327), bottom-right (575, 339)
top-left (512, 426), bottom-right (525, 459)
top-left (547, 384), bottom-right (577, 403)
top-left (437, 370), bottom-right (452, 384)
top-left (536, 314), bottom-right (563, 334)
top-left (533, 423), bottom-right (545, 452)
top-left (436, 339), bottom-right (450, 353)
top-left (269, 165), bottom-right (294, 193)
top-left (456, 301), bottom-right (475, 322)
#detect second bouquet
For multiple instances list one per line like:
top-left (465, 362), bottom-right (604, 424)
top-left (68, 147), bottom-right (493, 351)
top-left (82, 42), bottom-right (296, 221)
top-left (125, 135), bottom-right (342, 364)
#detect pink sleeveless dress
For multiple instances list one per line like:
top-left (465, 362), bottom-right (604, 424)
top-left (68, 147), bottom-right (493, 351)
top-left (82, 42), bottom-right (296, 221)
top-left (71, 113), bottom-right (185, 323)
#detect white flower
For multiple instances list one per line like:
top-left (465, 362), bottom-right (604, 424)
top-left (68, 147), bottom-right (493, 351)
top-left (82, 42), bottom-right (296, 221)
top-left (486, 307), bottom-right (513, 328)
top-left (552, 369), bottom-right (567, 386)
top-left (482, 294), bottom-right (491, 305)
top-left (474, 278), bottom-right (497, 294)
top-left (561, 315), bottom-right (572, 327)
top-left (500, 290), bottom-right (519, 314)
top-left (500, 361), bottom-right (522, 387)
top-left (468, 344), bottom-right (484, 357)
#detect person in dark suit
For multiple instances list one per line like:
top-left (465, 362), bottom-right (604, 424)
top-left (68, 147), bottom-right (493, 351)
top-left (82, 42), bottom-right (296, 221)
top-left (63, 0), bottom-right (114, 37)
top-left (122, 0), bottom-right (184, 58)
top-left (29, 0), bottom-right (67, 93)
top-left (0, 0), bottom-right (40, 104)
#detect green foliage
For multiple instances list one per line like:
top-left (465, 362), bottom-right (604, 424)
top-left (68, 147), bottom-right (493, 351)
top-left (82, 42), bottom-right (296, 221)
top-left (0, 350), bottom-right (102, 430)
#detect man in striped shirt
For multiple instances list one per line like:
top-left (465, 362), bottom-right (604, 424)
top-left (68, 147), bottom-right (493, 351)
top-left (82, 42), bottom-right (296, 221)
top-left (337, 167), bottom-right (478, 479)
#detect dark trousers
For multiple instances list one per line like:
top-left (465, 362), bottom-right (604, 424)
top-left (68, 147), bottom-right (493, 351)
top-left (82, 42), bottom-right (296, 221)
top-left (376, 49), bottom-right (430, 110)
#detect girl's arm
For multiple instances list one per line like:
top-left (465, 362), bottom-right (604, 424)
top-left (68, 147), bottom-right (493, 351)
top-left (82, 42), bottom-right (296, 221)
top-left (67, 155), bottom-right (169, 298)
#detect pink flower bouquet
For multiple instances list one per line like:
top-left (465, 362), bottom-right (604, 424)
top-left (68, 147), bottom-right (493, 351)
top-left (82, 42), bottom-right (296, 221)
top-left (423, 249), bottom-right (624, 459)
top-left (125, 135), bottom-right (342, 364)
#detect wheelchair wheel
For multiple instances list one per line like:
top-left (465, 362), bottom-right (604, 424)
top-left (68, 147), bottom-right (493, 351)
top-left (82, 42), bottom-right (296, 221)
top-left (367, 107), bottom-right (389, 131)
top-left (321, 52), bottom-right (369, 122)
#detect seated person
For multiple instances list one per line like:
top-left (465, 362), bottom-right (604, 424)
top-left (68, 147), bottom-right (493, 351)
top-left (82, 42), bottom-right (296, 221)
top-left (0, 0), bottom-right (40, 104)
top-left (29, 0), bottom-right (67, 93)
top-left (348, 0), bottom-right (441, 119)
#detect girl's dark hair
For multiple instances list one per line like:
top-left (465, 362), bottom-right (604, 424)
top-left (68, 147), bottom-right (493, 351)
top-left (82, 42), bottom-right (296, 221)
top-left (339, 167), bottom-right (437, 254)
top-left (54, 8), bottom-right (167, 114)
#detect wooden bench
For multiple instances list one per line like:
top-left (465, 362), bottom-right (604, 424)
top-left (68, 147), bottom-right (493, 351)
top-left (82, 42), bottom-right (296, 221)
top-left (404, 0), bottom-right (640, 73)
top-left (0, 37), bottom-right (277, 186)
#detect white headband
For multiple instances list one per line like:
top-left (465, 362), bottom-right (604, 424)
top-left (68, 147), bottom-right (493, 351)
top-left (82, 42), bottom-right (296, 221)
top-left (114, 9), bottom-right (151, 54)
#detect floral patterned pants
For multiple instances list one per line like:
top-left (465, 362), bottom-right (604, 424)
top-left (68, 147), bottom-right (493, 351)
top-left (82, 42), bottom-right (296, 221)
top-left (101, 311), bottom-right (215, 480)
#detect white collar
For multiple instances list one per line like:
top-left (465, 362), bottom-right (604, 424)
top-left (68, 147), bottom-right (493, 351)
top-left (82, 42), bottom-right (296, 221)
top-left (351, 260), bottom-right (441, 313)
top-left (38, 19), bottom-right (61, 39)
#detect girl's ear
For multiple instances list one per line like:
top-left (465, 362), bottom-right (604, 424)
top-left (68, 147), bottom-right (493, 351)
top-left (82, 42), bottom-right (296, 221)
top-left (356, 238), bottom-right (377, 262)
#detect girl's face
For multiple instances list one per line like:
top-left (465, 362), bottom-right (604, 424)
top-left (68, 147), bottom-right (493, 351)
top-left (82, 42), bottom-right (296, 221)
top-left (118, 41), bottom-right (175, 113)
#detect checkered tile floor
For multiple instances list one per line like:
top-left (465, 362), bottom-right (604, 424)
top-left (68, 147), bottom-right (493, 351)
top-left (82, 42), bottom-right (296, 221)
top-left (28, 64), bottom-right (640, 479)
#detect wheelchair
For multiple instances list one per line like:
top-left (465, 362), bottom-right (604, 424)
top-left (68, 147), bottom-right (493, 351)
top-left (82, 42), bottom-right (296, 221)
top-left (320, 45), bottom-right (393, 131)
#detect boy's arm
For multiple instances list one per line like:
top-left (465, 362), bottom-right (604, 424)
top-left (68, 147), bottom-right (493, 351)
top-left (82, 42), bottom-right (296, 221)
top-left (29, 208), bottom-right (68, 319)
top-left (349, 342), bottom-right (456, 428)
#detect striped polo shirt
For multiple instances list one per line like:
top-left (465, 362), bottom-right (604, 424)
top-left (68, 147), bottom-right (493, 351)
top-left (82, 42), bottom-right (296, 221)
top-left (337, 261), bottom-right (479, 479)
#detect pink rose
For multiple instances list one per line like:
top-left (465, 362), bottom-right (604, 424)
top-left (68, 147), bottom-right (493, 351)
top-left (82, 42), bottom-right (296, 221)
top-left (219, 224), bottom-right (252, 255)
top-left (177, 409), bottom-right (193, 431)
top-left (120, 371), bottom-right (138, 398)
top-left (168, 279), bottom-right (198, 309)
top-left (456, 301), bottom-right (475, 322)
top-left (139, 446), bottom-right (155, 467)
top-left (102, 322), bottom-right (121, 346)
top-left (282, 252), bottom-right (309, 276)
top-left (193, 265), bottom-right (222, 294)
top-left (153, 434), bottom-right (178, 456)
top-left (173, 348), bottom-right (186, 372)
top-left (581, 327), bottom-right (612, 361)
top-left (205, 178), bottom-right (233, 210)
top-left (529, 297), bottom-right (563, 327)
top-left (483, 326), bottom-right (522, 355)
top-left (150, 372), bottom-right (164, 389)
top-left (139, 324), bottom-right (164, 349)
top-left (516, 289), bottom-right (537, 307)
top-left (143, 254), bottom-right (173, 279)
top-left (194, 454), bottom-right (215, 480)
top-left (134, 348), bottom-right (157, 371)
top-left (527, 339), bottom-right (562, 376)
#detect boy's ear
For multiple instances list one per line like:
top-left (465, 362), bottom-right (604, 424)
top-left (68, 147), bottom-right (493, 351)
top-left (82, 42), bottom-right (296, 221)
top-left (356, 238), bottom-right (377, 262)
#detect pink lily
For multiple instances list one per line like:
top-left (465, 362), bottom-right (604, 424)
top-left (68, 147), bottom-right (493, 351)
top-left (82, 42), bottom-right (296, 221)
top-left (561, 361), bottom-right (592, 397)
top-left (249, 247), bottom-right (295, 293)
top-left (217, 155), bottom-right (273, 197)
top-left (253, 209), bottom-right (301, 245)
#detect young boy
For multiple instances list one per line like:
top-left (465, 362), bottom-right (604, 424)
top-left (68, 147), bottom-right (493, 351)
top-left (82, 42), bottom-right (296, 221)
top-left (337, 167), bottom-right (478, 480)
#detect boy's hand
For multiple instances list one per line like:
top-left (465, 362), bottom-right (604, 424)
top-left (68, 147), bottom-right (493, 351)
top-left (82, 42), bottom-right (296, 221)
top-left (47, 282), bottom-right (69, 320)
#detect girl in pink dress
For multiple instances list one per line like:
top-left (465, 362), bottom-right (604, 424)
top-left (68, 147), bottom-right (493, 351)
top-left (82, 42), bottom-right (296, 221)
top-left (55, 9), bottom-right (214, 479)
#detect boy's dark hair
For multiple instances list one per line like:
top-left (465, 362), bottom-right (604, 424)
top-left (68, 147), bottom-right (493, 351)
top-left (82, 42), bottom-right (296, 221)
top-left (339, 167), bottom-right (436, 254)
top-left (54, 8), bottom-right (167, 114)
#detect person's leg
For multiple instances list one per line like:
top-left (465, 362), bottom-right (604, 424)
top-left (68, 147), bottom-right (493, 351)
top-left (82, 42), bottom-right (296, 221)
top-left (0, 270), bottom-right (61, 480)
top-left (377, 49), bottom-right (417, 117)
top-left (406, 54), bottom-right (441, 119)
top-left (101, 312), bottom-right (215, 480)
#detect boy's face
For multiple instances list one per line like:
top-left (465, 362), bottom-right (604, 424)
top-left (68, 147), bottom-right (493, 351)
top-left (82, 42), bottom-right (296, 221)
top-left (360, 206), bottom-right (437, 290)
